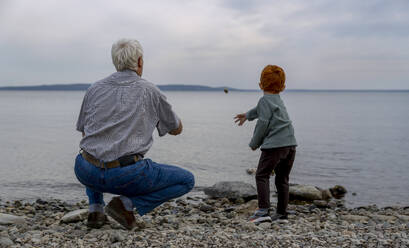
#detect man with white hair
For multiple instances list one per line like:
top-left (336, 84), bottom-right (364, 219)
top-left (74, 38), bottom-right (194, 230)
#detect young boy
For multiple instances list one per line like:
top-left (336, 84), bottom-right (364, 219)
top-left (234, 65), bottom-right (297, 223)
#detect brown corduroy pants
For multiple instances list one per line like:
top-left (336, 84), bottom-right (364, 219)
top-left (256, 146), bottom-right (296, 214)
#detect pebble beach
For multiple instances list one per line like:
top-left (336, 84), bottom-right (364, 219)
top-left (1, 195), bottom-right (408, 248)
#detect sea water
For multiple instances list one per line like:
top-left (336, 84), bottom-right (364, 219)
top-left (0, 90), bottom-right (408, 207)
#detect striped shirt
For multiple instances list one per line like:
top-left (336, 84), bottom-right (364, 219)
top-left (76, 70), bottom-right (180, 161)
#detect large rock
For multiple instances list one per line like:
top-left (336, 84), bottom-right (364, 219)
top-left (204, 181), bottom-right (257, 201)
top-left (289, 184), bottom-right (347, 202)
top-left (61, 209), bottom-right (88, 223)
top-left (289, 185), bottom-right (323, 201)
top-left (0, 213), bottom-right (26, 225)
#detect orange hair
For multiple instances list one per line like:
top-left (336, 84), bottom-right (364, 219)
top-left (260, 65), bottom-right (286, 93)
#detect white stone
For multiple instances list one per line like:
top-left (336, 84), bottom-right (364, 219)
top-left (0, 213), bottom-right (26, 225)
top-left (277, 219), bottom-right (289, 224)
top-left (370, 214), bottom-right (397, 222)
top-left (31, 237), bottom-right (42, 244)
top-left (0, 237), bottom-right (14, 246)
top-left (342, 215), bottom-right (369, 222)
top-left (397, 215), bottom-right (409, 222)
top-left (60, 209), bottom-right (88, 223)
top-left (110, 231), bottom-right (125, 243)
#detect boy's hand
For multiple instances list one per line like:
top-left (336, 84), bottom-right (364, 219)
top-left (234, 113), bottom-right (247, 126)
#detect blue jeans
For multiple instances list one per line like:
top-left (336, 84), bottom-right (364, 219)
top-left (74, 154), bottom-right (195, 215)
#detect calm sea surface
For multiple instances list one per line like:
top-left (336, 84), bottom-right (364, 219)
top-left (0, 90), bottom-right (408, 207)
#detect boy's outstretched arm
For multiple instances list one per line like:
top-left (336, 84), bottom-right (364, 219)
top-left (245, 106), bottom-right (258, 121)
top-left (234, 106), bottom-right (258, 126)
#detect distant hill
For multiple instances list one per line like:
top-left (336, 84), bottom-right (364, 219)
top-left (0, 84), bottom-right (90, 91)
top-left (0, 83), bottom-right (253, 92)
top-left (157, 84), bottom-right (246, 91)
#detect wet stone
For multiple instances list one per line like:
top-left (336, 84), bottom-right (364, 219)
top-left (199, 204), bottom-right (214, 213)
top-left (313, 200), bottom-right (329, 208)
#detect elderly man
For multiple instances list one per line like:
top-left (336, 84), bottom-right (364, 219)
top-left (74, 38), bottom-right (195, 230)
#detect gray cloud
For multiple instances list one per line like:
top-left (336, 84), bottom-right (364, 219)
top-left (0, 0), bottom-right (408, 89)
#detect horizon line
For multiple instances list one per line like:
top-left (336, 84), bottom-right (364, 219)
top-left (0, 83), bottom-right (408, 92)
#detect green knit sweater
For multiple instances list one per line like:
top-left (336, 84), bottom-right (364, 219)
top-left (245, 93), bottom-right (297, 149)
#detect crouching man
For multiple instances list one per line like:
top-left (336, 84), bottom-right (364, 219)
top-left (74, 38), bottom-right (195, 230)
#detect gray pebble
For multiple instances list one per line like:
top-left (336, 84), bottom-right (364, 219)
top-left (0, 237), bottom-right (14, 246)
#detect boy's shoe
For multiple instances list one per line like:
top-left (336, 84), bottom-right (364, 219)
top-left (105, 197), bottom-right (137, 230)
top-left (249, 209), bottom-right (272, 224)
top-left (87, 212), bottom-right (107, 229)
top-left (271, 213), bottom-right (288, 222)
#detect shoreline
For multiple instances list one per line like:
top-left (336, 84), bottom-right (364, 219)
top-left (1, 196), bottom-right (408, 247)
top-left (1, 180), bottom-right (409, 217)
top-left (2, 184), bottom-right (408, 209)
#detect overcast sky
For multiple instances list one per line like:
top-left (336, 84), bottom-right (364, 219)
top-left (0, 0), bottom-right (408, 89)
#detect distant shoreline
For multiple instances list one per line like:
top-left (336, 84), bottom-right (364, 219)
top-left (0, 84), bottom-right (254, 92)
top-left (0, 83), bottom-right (408, 92)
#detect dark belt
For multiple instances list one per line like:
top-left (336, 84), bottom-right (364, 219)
top-left (81, 150), bottom-right (142, 169)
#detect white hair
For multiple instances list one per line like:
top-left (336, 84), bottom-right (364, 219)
top-left (111, 39), bottom-right (144, 71)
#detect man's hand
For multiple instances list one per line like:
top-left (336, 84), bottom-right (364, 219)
top-left (234, 113), bottom-right (247, 126)
top-left (250, 146), bottom-right (257, 151)
top-left (169, 120), bottom-right (183, 135)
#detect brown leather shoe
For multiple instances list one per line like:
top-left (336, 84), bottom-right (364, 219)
top-left (87, 212), bottom-right (107, 229)
top-left (105, 197), bottom-right (137, 230)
